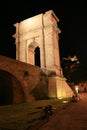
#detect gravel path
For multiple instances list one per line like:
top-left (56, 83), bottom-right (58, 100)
top-left (40, 93), bottom-right (87, 130)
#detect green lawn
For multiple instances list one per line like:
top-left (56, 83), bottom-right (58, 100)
top-left (0, 98), bottom-right (71, 130)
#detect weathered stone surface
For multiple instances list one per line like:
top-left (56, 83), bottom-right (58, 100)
top-left (0, 55), bottom-right (48, 105)
top-left (13, 10), bottom-right (62, 76)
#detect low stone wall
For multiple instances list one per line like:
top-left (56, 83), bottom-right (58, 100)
top-left (0, 56), bottom-right (48, 105)
top-left (0, 55), bottom-right (73, 105)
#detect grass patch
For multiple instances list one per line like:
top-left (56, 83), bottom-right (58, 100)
top-left (0, 98), bottom-right (71, 130)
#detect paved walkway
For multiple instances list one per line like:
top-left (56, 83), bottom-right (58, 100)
top-left (40, 93), bottom-right (87, 130)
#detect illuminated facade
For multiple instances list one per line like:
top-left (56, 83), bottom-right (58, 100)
top-left (13, 10), bottom-right (62, 76)
top-left (13, 10), bottom-right (73, 99)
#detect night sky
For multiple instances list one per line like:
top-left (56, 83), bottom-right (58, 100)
top-left (0, 1), bottom-right (87, 68)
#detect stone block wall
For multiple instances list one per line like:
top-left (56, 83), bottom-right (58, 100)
top-left (0, 56), bottom-right (48, 105)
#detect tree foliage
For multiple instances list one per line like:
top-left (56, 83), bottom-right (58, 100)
top-left (61, 58), bottom-right (87, 84)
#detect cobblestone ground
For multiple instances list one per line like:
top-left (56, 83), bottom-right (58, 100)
top-left (40, 93), bottom-right (87, 130)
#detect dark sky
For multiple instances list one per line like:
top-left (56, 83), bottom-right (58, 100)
top-left (0, 1), bottom-right (87, 67)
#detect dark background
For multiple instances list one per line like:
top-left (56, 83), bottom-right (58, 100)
top-left (0, 1), bottom-right (87, 68)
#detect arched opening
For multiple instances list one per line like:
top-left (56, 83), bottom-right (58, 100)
top-left (34, 47), bottom-right (41, 67)
top-left (0, 70), bottom-right (25, 106)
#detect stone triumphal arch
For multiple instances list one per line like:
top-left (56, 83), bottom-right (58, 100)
top-left (13, 10), bottom-right (62, 76)
top-left (13, 10), bottom-right (73, 99)
top-left (0, 10), bottom-right (73, 106)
